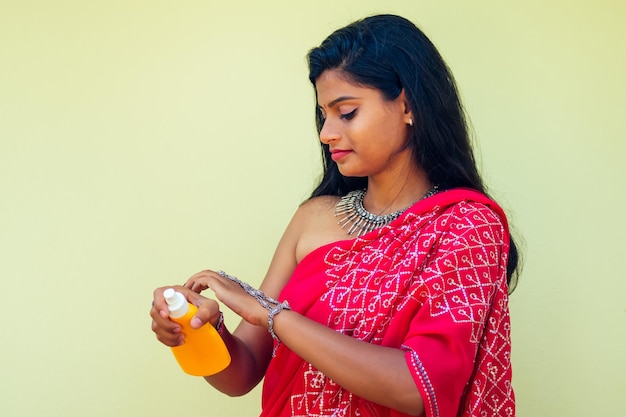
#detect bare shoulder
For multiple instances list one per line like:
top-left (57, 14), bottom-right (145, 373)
top-left (297, 195), bottom-right (339, 218)
top-left (292, 195), bottom-right (347, 263)
top-left (259, 195), bottom-right (344, 296)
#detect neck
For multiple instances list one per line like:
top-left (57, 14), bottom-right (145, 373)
top-left (364, 165), bottom-right (432, 215)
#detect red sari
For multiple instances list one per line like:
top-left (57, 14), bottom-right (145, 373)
top-left (261, 189), bottom-right (515, 417)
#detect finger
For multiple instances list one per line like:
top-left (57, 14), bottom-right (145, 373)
top-left (183, 278), bottom-right (198, 291)
top-left (187, 297), bottom-right (221, 329)
top-left (152, 287), bottom-right (173, 319)
top-left (151, 319), bottom-right (184, 346)
top-left (185, 288), bottom-right (207, 306)
top-left (152, 284), bottom-right (219, 330)
top-left (149, 301), bottom-right (184, 347)
top-left (168, 284), bottom-right (206, 305)
top-left (149, 302), bottom-right (178, 330)
top-left (150, 286), bottom-right (189, 333)
top-left (184, 270), bottom-right (214, 293)
top-left (187, 281), bottom-right (210, 293)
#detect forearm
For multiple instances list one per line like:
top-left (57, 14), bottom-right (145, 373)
top-left (271, 310), bottom-right (424, 416)
top-left (204, 322), bottom-right (272, 396)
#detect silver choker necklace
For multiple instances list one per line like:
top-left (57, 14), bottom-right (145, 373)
top-left (334, 185), bottom-right (439, 237)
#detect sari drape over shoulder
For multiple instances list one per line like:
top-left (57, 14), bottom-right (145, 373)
top-left (261, 189), bottom-right (515, 417)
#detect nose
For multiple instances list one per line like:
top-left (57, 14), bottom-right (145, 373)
top-left (319, 118), bottom-right (341, 145)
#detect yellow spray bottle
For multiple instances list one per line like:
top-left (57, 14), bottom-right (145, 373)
top-left (164, 288), bottom-right (231, 376)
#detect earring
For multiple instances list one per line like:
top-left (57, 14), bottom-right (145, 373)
top-left (408, 118), bottom-right (413, 127)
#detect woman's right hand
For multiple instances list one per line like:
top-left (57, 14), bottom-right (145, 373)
top-left (149, 285), bottom-right (221, 347)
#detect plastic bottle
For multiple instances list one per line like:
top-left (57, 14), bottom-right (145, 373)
top-left (163, 288), bottom-right (231, 376)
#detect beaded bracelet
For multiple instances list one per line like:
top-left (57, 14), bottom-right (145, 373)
top-left (217, 270), bottom-right (291, 356)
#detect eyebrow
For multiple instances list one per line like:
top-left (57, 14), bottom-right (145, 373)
top-left (318, 95), bottom-right (361, 110)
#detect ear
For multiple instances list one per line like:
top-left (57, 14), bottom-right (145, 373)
top-left (398, 89), bottom-right (413, 126)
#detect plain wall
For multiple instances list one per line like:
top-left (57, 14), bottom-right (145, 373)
top-left (1, 1), bottom-right (624, 416)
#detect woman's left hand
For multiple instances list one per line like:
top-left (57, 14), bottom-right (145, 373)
top-left (183, 269), bottom-right (269, 328)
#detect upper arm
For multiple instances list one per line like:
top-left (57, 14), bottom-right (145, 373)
top-left (258, 195), bottom-right (338, 298)
top-left (228, 201), bottom-right (313, 372)
top-left (258, 201), bottom-right (309, 297)
top-left (402, 202), bottom-right (509, 417)
top-left (228, 196), bottom-right (342, 383)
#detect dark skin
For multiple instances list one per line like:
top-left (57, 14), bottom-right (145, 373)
top-left (150, 69), bottom-right (431, 415)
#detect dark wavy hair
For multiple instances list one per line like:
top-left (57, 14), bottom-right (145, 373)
top-left (307, 14), bottom-right (520, 291)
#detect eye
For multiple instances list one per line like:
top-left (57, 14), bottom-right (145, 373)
top-left (340, 109), bottom-right (357, 120)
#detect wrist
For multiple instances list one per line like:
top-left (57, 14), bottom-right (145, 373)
top-left (214, 311), bottom-right (225, 335)
top-left (267, 301), bottom-right (291, 354)
top-left (216, 269), bottom-right (291, 356)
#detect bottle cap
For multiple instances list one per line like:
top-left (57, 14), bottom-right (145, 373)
top-left (163, 288), bottom-right (189, 318)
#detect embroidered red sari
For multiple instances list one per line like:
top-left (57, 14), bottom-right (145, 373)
top-left (261, 189), bottom-right (515, 417)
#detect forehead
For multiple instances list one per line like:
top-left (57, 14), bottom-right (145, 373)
top-left (315, 69), bottom-right (379, 107)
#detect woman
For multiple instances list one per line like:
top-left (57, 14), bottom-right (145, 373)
top-left (151, 14), bottom-right (520, 417)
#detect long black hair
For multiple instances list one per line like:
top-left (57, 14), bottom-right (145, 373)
top-left (306, 14), bottom-right (520, 291)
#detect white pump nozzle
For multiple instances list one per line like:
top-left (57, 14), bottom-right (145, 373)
top-left (163, 288), bottom-right (189, 318)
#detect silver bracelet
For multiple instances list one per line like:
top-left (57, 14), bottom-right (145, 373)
top-left (267, 301), bottom-right (291, 356)
top-left (214, 311), bottom-right (225, 335)
top-left (217, 270), bottom-right (291, 356)
top-left (217, 270), bottom-right (282, 309)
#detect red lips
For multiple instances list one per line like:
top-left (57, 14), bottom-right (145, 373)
top-left (330, 149), bottom-right (352, 161)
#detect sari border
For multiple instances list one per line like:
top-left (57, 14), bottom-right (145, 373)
top-left (403, 345), bottom-right (440, 417)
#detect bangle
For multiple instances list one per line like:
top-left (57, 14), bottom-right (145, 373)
top-left (214, 311), bottom-right (225, 335)
top-left (268, 301), bottom-right (291, 356)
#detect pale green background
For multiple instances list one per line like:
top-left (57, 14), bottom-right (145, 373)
top-left (1, 0), bottom-right (624, 416)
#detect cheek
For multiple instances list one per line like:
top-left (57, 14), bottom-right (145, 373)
top-left (385, 119), bottom-right (410, 148)
top-left (369, 119), bottom-right (406, 149)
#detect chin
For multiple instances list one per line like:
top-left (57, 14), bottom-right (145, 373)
top-left (338, 170), bottom-right (367, 179)
top-left (336, 165), bottom-right (367, 178)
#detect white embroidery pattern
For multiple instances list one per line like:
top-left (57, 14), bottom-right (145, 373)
top-left (319, 209), bottom-right (439, 341)
top-left (290, 366), bottom-right (356, 417)
top-left (289, 201), bottom-right (513, 417)
top-left (419, 204), bottom-right (504, 342)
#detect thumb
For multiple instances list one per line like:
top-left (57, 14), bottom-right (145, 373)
top-left (190, 315), bottom-right (205, 329)
top-left (190, 308), bottom-right (221, 329)
top-left (186, 293), bottom-right (220, 329)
